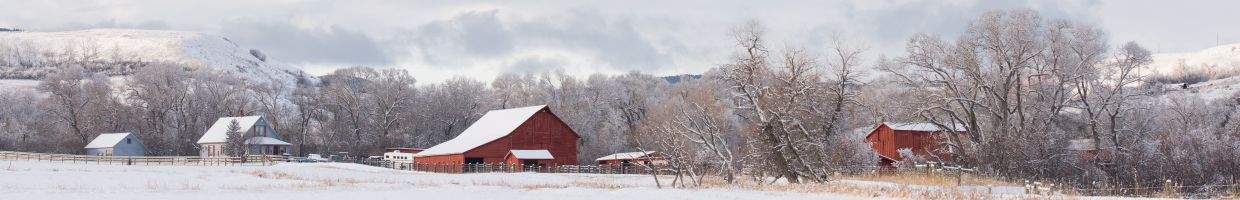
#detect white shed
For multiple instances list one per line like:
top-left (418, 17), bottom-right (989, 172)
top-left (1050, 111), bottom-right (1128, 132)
top-left (84, 133), bottom-right (145, 156)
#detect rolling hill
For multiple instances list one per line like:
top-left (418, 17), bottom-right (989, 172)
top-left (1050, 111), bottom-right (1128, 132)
top-left (0, 29), bottom-right (309, 88)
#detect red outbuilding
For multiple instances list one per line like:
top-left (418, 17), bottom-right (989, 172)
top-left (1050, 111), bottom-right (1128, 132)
top-left (414, 105), bottom-right (580, 168)
top-left (865, 122), bottom-right (965, 166)
top-left (595, 151), bottom-right (668, 167)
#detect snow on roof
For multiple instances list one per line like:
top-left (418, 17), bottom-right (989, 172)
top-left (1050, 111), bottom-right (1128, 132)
top-left (596, 151), bottom-right (657, 161)
top-left (884, 122), bottom-right (966, 132)
top-left (197, 116), bottom-right (263, 144)
top-left (245, 137), bottom-right (291, 146)
top-left (508, 150), bottom-right (554, 160)
top-left (85, 133), bottom-right (134, 149)
top-left (415, 105), bottom-right (547, 157)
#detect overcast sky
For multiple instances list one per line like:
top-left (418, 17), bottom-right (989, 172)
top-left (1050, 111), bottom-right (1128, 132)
top-left (2, 0), bottom-right (1238, 83)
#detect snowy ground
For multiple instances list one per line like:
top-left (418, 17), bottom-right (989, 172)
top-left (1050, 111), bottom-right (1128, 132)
top-left (0, 160), bottom-right (879, 200)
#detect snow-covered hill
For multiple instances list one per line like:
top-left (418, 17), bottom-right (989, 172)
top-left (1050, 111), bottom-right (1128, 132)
top-left (1150, 43), bottom-right (1240, 75)
top-left (0, 29), bottom-right (308, 86)
top-left (1150, 43), bottom-right (1240, 101)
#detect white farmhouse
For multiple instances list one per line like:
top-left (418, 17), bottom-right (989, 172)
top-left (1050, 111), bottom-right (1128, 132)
top-left (196, 116), bottom-right (292, 157)
top-left (84, 133), bottom-right (145, 156)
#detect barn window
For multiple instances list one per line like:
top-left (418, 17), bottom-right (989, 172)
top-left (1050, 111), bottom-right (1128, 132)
top-left (126, 138), bottom-right (132, 144)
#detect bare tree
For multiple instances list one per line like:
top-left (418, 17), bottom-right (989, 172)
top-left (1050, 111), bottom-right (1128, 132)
top-left (37, 66), bottom-right (116, 151)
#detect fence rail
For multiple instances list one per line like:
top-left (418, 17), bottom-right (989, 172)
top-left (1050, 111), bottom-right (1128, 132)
top-left (0, 151), bottom-right (285, 166)
top-left (368, 162), bottom-right (668, 175)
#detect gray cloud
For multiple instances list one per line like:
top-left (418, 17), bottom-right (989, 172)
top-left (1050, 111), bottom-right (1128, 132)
top-left (801, 0), bottom-right (1104, 57)
top-left (405, 9), bottom-right (673, 71)
top-left (220, 20), bottom-right (391, 65)
top-left (506, 55), bottom-right (568, 74)
top-left (56, 19), bottom-right (170, 31)
top-left (411, 10), bottom-right (515, 66)
top-left (511, 10), bottom-right (671, 71)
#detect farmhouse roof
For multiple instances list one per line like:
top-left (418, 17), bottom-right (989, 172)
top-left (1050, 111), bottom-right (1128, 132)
top-left (415, 105), bottom-right (549, 157)
top-left (197, 116), bottom-right (263, 144)
top-left (85, 133), bottom-right (134, 149)
top-left (508, 150), bottom-right (554, 160)
top-left (596, 151), bottom-right (657, 161)
top-left (244, 137), bottom-right (291, 146)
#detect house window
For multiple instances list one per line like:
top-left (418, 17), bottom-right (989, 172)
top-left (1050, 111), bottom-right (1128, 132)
top-left (255, 125), bottom-right (265, 137)
top-left (126, 138), bottom-right (132, 144)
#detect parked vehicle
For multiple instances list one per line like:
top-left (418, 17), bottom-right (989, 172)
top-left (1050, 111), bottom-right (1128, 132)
top-left (306, 154), bottom-right (330, 162)
top-left (291, 157), bottom-right (314, 163)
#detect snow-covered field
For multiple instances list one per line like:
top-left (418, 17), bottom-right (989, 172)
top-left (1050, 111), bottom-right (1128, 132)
top-left (0, 160), bottom-right (879, 200)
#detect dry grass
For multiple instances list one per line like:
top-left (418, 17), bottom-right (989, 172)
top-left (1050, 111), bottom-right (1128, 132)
top-left (722, 181), bottom-right (998, 199)
top-left (242, 170), bottom-right (297, 180)
top-left (839, 171), bottom-right (1020, 187)
top-left (647, 173), bottom-right (1032, 199)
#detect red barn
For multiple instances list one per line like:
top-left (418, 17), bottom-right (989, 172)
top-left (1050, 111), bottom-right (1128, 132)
top-left (865, 122), bottom-right (965, 166)
top-left (414, 105), bottom-right (580, 168)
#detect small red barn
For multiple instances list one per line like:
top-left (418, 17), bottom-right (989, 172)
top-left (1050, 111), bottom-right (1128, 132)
top-left (504, 150), bottom-right (555, 167)
top-left (1068, 138), bottom-right (1114, 161)
top-left (865, 122), bottom-right (965, 166)
top-left (595, 151), bottom-right (668, 166)
top-left (414, 105), bottom-right (580, 168)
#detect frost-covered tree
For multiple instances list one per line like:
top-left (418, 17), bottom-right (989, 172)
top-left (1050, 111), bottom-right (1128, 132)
top-left (223, 119), bottom-right (245, 156)
top-left (37, 66), bottom-right (119, 152)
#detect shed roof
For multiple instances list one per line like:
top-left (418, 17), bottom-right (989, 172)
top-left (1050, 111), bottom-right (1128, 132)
top-left (508, 150), bottom-right (554, 160)
top-left (596, 151), bottom-right (657, 161)
top-left (884, 122), bottom-right (966, 132)
top-left (197, 116), bottom-right (263, 144)
top-left (415, 105), bottom-right (548, 157)
top-left (85, 133), bottom-right (134, 149)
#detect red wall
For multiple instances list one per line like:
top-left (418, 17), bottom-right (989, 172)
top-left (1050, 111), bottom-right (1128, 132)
top-left (416, 154), bottom-right (463, 164)
top-left (463, 109), bottom-right (580, 166)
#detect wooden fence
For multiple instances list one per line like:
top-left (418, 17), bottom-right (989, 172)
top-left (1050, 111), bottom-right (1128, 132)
top-left (375, 162), bottom-right (668, 174)
top-left (0, 151), bottom-right (286, 166)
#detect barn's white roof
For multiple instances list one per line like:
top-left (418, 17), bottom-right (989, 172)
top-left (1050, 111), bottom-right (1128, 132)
top-left (884, 122), bottom-right (966, 132)
top-left (245, 137), bottom-right (291, 146)
top-left (508, 150), bottom-right (554, 160)
top-left (415, 105), bottom-right (547, 157)
top-left (596, 151), bottom-right (657, 161)
top-left (85, 133), bottom-right (134, 149)
top-left (197, 116), bottom-right (263, 144)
